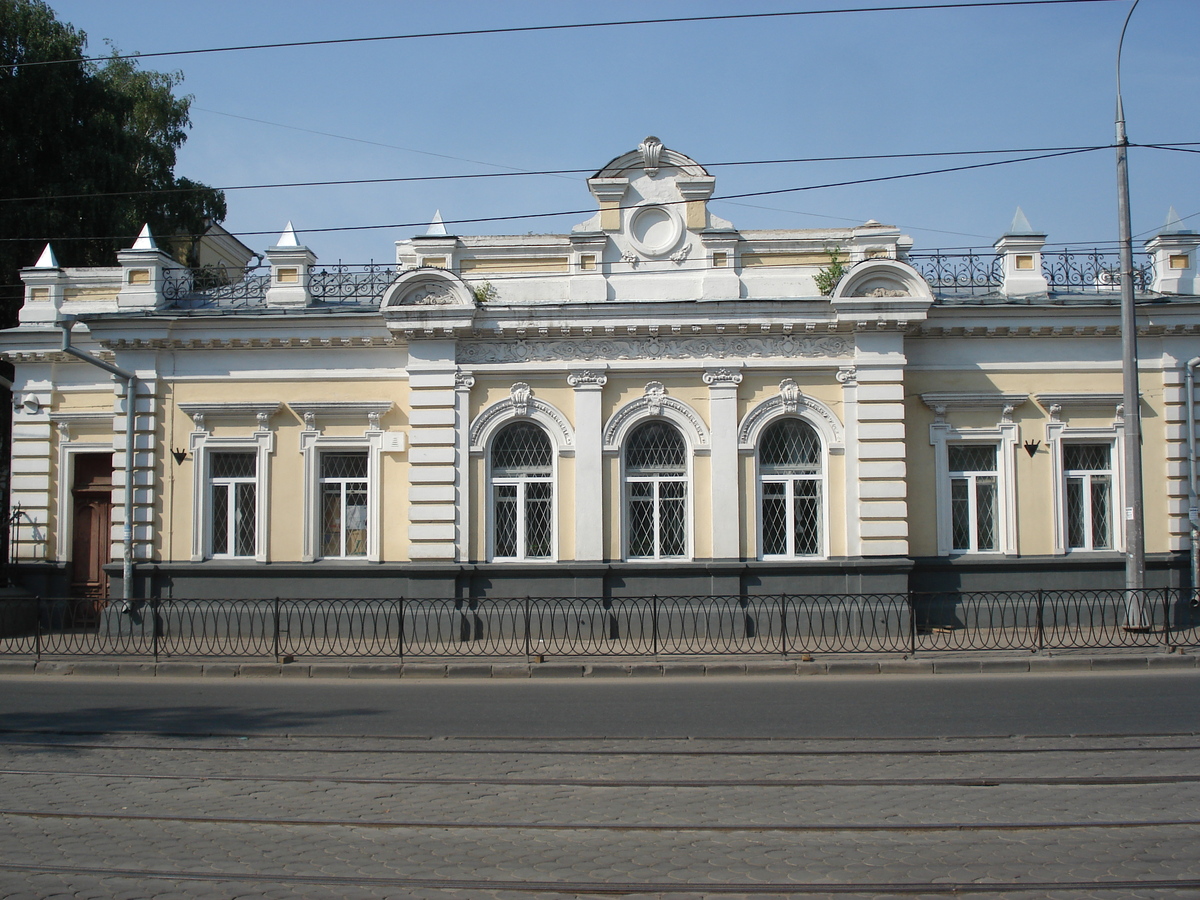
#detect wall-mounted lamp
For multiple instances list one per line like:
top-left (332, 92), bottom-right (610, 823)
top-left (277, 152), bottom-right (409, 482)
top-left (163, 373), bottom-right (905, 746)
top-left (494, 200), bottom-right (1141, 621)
top-left (1023, 441), bottom-right (1041, 458)
top-left (171, 448), bottom-right (189, 465)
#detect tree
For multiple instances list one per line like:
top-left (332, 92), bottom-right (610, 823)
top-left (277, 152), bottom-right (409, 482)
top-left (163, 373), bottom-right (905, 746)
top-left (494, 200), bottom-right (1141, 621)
top-left (0, 0), bottom-right (225, 323)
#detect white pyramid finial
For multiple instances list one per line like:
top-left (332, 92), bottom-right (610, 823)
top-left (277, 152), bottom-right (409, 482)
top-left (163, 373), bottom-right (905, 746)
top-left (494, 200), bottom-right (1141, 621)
top-left (275, 221), bottom-right (301, 248)
top-left (33, 243), bottom-right (59, 269)
top-left (1008, 207), bottom-right (1035, 235)
top-left (426, 210), bottom-right (448, 236)
top-left (1163, 206), bottom-right (1187, 233)
top-left (132, 224), bottom-right (157, 251)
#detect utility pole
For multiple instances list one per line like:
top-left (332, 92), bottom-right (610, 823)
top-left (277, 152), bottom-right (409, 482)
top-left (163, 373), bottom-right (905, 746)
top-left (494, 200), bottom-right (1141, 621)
top-left (1115, 0), bottom-right (1146, 625)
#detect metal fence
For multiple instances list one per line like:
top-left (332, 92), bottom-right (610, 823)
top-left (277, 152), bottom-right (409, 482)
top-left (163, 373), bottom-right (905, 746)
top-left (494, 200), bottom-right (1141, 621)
top-left (1, 591), bottom-right (1196, 661)
top-left (908, 249), bottom-right (1156, 296)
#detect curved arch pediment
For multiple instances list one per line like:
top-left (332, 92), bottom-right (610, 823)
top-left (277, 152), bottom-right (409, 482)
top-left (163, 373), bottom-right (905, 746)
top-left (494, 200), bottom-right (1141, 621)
top-left (470, 392), bottom-right (574, 456)
top-left (831, 258), bottom-right (934, 303)
top-left (380, 267), bottom-right (476, 310)
top-left (738, 385), bottom-right (844, 451)
top-left (592, 137), bottom-right (709, 180)
top-left (603, 383), bottom-right (710, 452)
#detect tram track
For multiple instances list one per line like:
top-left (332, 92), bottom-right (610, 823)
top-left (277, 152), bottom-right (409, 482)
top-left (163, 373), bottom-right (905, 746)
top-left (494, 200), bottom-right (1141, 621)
top-left (2, 766), bottom-right (1198, 787)
top-left (3, 861), bottom-right (1200, 896)
top-left (4, 806), bottom-right (1200, 832)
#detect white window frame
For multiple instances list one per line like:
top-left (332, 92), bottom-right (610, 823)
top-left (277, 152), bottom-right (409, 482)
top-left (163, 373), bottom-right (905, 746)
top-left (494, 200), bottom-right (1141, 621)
top-left (1046, 426), bottom-right (1124, 555)
top-left (756, 418), bottom-right (827, 560)
top-left (1062, 442), bottom-right (1115, 551)
top-left (946, 443), bottom-right (1000, 553)
top-left (300, 432), bottom-right (383, 563)
top-left (929, 418), bottom-right (1019, 557)
top-left (486, 421), bottom-right (557, 562)
top-left (317, 449), bottom-right (373, 559)
top-left (621, 420), bottom-right (692, 561)
top-left (190, 431), bottom-right (273, 563)
top-left (1037, 393), bottom-right (1126, 556)
top-left (603, 386), bottom-right (709, 564)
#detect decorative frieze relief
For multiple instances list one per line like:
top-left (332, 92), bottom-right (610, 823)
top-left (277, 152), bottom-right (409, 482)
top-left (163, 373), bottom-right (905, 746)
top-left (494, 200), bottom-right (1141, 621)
top-left (458, 334), bottom-right (853, 365)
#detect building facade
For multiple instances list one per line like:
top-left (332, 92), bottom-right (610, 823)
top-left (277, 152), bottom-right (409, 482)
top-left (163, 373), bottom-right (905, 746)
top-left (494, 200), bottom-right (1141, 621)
top-left (5, 139), bottom-right (1200, 600)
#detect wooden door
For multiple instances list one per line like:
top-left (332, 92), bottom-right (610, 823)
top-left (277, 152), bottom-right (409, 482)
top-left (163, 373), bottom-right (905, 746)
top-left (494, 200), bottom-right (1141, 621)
top-left (69, 454), bottom-right (113, 619)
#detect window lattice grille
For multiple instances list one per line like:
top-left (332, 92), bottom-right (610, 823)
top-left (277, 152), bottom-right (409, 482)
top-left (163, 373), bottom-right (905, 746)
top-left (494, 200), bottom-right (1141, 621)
top-left (948, 444), bottom-right (996, 473)
top-left (211, 452), bottom-right (255, 479)
top-left (1064, 443), bottom-right (1110, 472)
top-left (491, 422), bottom-right (553, 477)
top-left (626, 421), bottom-right (686, 474)
top-left (322, 453), bottom-right (368, 480)
top-left (759, 419), bottom-right (821, 474)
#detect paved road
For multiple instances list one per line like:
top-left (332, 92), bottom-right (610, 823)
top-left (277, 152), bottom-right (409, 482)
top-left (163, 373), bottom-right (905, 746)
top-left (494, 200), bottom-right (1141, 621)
top-left (0, 670), bottom-right (1198, 738)
top-left (0, 672), bottom-right (1198, 897)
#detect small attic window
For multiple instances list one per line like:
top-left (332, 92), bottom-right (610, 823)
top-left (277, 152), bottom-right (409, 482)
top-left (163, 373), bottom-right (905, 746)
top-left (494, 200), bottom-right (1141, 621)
top-left (1170, 254), bottom-right (1190, 270)
top-left (128, 269), bottom-right (150, 285)
top-left (1015, 255), bottom-right (1034, 270)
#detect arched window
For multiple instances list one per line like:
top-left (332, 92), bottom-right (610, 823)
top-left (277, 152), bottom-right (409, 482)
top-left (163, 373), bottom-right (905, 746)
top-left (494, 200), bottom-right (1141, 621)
top-left (625, 420), bottom-right (687, 559)
top-left (490, 421), bottom-right (553, 560)
top-left (758, 418), bottom-right (823, 557)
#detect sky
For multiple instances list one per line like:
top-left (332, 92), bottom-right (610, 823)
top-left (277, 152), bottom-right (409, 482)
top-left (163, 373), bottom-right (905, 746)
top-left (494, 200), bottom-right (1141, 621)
top-left (41, 0), bottom-right (1200, 265)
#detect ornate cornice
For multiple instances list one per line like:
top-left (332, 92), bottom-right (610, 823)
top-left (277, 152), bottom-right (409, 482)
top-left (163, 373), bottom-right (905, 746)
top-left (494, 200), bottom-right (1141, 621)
top-left (288, 401), bottom-right (393, 432)
top-left (178, 401), bottom-right (282, 433)
top-left (921, 392), bottom-right (1028, 424)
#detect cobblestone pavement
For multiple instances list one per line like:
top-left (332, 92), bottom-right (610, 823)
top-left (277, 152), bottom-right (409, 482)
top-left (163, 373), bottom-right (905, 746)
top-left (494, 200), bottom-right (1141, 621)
top-left (1, 732), bottom-right (1199, 898)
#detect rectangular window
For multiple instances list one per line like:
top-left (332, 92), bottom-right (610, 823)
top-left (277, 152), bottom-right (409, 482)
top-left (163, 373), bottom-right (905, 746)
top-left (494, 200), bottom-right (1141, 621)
top-left (1064, 443), bottom-right (1112, 550)
top-left (948, 444), bottom-right (997, 552)
top-left (210, 452), bottom-right (257, 557)
top-left (319, 452), bottom-right (369, 558)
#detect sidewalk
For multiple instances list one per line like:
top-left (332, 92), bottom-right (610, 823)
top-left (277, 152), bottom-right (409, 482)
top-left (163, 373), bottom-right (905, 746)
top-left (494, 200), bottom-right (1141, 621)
top-left (0, 646), bottom-right (1196, 679)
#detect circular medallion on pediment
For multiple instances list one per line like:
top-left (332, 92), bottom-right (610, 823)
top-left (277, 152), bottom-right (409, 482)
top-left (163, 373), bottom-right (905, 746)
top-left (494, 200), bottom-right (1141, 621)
top-left (628, 204), bottom-right (683, 258)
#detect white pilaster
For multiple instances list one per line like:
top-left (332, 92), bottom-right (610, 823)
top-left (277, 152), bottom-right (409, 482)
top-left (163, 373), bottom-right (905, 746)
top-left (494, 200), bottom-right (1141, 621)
top-left (852, 333), bottom-right (909, 557)
top-left (704, 366), bottom-right (742, 560)
top-left (568, 369), bottom-right (607, 561)
top-left (454, 370), bottom-right (475, 562)
top-left (406, 340), bottom-right (460, 560)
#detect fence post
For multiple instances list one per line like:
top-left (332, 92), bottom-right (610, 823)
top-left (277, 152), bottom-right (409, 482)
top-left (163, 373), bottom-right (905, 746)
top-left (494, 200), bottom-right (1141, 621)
top-left (1036, 589), bottom-right (1045, 652)
top-left (1162, 588), bottom-right (1172, 646)
top-left (524, 596), bottom-right (531, 658)
top-left (778, 594), bottom-right (788, 658)
top-left (34, 595), bottom-right (41, 661)
top-left (151, 598), bottom-right (159, 662)
top-left (397, 596), bottom-right (405, 662)
top-left (272, 597), bottom-right (280, 661)
top-left (907, 592), bottom-right (916, 657)
top-left (652, 595), bottom-right (659, 657)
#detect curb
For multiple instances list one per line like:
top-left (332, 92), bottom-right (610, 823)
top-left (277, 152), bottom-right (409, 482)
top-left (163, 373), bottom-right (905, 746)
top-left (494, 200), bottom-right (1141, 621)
top-left (0, 653), bottom-right (1194, 679)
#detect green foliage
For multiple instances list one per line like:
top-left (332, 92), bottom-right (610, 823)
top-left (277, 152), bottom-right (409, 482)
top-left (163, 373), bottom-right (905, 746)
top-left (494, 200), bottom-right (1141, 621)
top-left (472, 281), bottom-right (497, 303)
top-left (0, 0), bottom-right (225, 323)
top-left (814, 248), bottom-right (849, 296)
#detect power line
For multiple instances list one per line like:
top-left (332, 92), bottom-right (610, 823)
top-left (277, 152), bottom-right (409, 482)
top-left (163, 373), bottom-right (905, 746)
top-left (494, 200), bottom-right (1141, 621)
top-left (12, 0), bottom-right (1125, 69)
top-left (1, 143), bottom-right (1126, 205)
top-left (0, 145), bottom-right (1108, 244)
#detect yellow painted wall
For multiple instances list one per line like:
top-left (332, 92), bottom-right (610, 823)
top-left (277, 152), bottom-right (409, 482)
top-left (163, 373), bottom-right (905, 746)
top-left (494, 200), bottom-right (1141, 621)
top-left (904, 367), bottom-right (1169, 558)
top-left (166, 378), bottom-right (411, 564)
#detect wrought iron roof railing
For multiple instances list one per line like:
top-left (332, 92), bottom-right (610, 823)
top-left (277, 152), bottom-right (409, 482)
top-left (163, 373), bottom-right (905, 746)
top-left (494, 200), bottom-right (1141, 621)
top-left (163, 263), bottom-right (401, 309)
top-left (908, 248), bottom-right (1156, 297)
